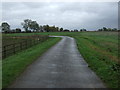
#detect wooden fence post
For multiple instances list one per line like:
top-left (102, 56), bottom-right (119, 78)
top-left (2, 35), bottom-right (47, 59)
top-left (13, 44), bottom-right (15, 54)
top-left (30, 40), bottom-right (31, 46)
top-left (3, 46), bottom-right (6, 58)
top-left (34, 40), bottom-right (35, 45)
top-left (20, 42), bottom-right (22, 50)
top-left (26, 40), bottom-right (27, 49)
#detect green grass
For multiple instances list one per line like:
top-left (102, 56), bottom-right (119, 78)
top-left (2, 37), bottom-right (61, 88)
top-left (2, 34), bottom-right (48, 46)
top-left (0, 60), bottom-right (2, 89)
top-left (3, 32), bottom-right (119, 88)
top-left (37, 31), bottom-right (119, 88)
top-left (2, 35), bottom-right (49, 59)
top-left (73, 36), bottom-right (119, 88)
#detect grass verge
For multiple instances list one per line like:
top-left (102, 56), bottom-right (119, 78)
top-left (73, 36), bottom-right (119, 88)
top-left (2, 37), bottom-right (61, 88)
top-left (37, 32), bottom-right (119, 88)
top-left (3, 32), bottom-right (119, 88)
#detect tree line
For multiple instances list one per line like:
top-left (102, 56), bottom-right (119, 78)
top-left (98, 27), bottom-right (118, 31)
top-left (1, 19), bottom-right (64, 33)
top-left (1, 19), bottom-right (88, 33)
top-left (1, 19), bottom-right (119, 33)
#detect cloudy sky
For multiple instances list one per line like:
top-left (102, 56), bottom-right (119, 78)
top-left (2, 1), bottom-right (118, 31)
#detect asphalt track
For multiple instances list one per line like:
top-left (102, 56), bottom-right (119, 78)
top-left (10, 36), bottom-right (106, 88)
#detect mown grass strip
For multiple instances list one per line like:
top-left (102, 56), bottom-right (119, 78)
top-left (2, 37), bottom-right (61, 88)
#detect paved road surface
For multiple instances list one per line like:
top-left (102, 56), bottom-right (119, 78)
top-left (10, 36), bottom-right (105, 88)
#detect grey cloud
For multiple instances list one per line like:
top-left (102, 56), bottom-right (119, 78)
top-left (2, 2), bottom-right (118, 30)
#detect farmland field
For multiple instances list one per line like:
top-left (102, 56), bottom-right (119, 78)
top-left (2, 34), bottom-right (48, 46)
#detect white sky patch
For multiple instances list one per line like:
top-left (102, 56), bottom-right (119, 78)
top-left (1, 2), bottom-right (118, 31)
top-left (1, 0), bottom-right (120, 2)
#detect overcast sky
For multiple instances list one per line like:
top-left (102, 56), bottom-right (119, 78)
top-left (2, 1), bottom-right (118, 31)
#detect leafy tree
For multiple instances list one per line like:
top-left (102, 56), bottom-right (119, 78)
top-left (80, 28), bottom-right (87, 31)
top-left (98, 27), bottom-right (118, 31)
top-left (80, 29), bottom-right (82, 31)
top-left (112, 28), bottom-right (117, 31)
top-left (21, 19), bottom-right (32, 32)
top-left (64, 29), bottom-right (70, 32)
top-left (48, 26), bottom-right (53, 32)
top-left (11, 29), bottom-right (16, 33)
top-left (39, 25), bottom-right (44, 32)
top-left (51, 25), bottom-right (56, 32)
top-left (60, 28), bottom-right (63, 32)
top-left (107, 28), bottom-right (112, 31)
top-left (21, 19), bottom-right (40, 32)
top-left (1, 22), bottom-right (10, 33)
top-left (74, 29), bottom-right (78, 32)
top-left (42, 25), bottom-right (60, 32)
top-left (43, 25), bottom-right (50, 32)
top-left (16, 28), bottom-right (21, 33)
top-left (29, 21), bottom-right (40, 32)
top-left (52, 26), bottom-right (59, 32)
top-left (103, 27), bottom-right (107, 31)
top-left (56, 27), bottom-right (59, 32)
top-left (98, 29), bottom-right (103, 31)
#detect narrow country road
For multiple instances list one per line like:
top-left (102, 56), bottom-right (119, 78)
top-left (10, 36), bottom-right (105, 88)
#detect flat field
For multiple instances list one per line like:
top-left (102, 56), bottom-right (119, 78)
top-left (2, 34), bottom-right (48, 46)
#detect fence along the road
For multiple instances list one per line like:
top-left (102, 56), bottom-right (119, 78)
top-left (2, 36), bottom-right (48, 59)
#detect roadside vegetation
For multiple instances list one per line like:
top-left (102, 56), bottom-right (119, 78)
top-left (71, 32), bottom-right (119, 88)
top-left (2, 34), bottom-right (48, 46)
top-left (2, 34), bottom-right (49, 59)
top-left (2, 37), bottom-right (61, 88)
top-left (37, 31), bottom-right (119, 88)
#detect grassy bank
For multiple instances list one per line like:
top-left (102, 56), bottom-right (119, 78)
top-left (71, 32), bottom-right (119, 88)
top-left (2, 37), bottom-right (61, 88)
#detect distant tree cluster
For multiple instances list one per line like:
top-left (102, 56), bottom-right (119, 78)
top-left (63, 29), bottom-right (70, 32)
top-left (80, 29), bottom-right (87, 32)
top-left (71, 29), bottom-right (87, 32)
top-left (11, 28), bottom-right (21, 33)
top-left (73, 29), bottom-right (79, 32)
top-left (98, 27), bottom-right (118, 31)
top-left (42, 25), bottom-right (60, 32)
top-left (1, 22), bottom-right (10, 33)
top-left (21, 19), bottom-right (40, 32)
top-left (1, 19), bottom-right (89, 33)
top-left (1, 19), bottom-right (64, 33)
top-left (1, 19), bottom-right (118, 33)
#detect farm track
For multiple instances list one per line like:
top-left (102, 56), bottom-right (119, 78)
top-left (9, 36), bottom-right (106, 88)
